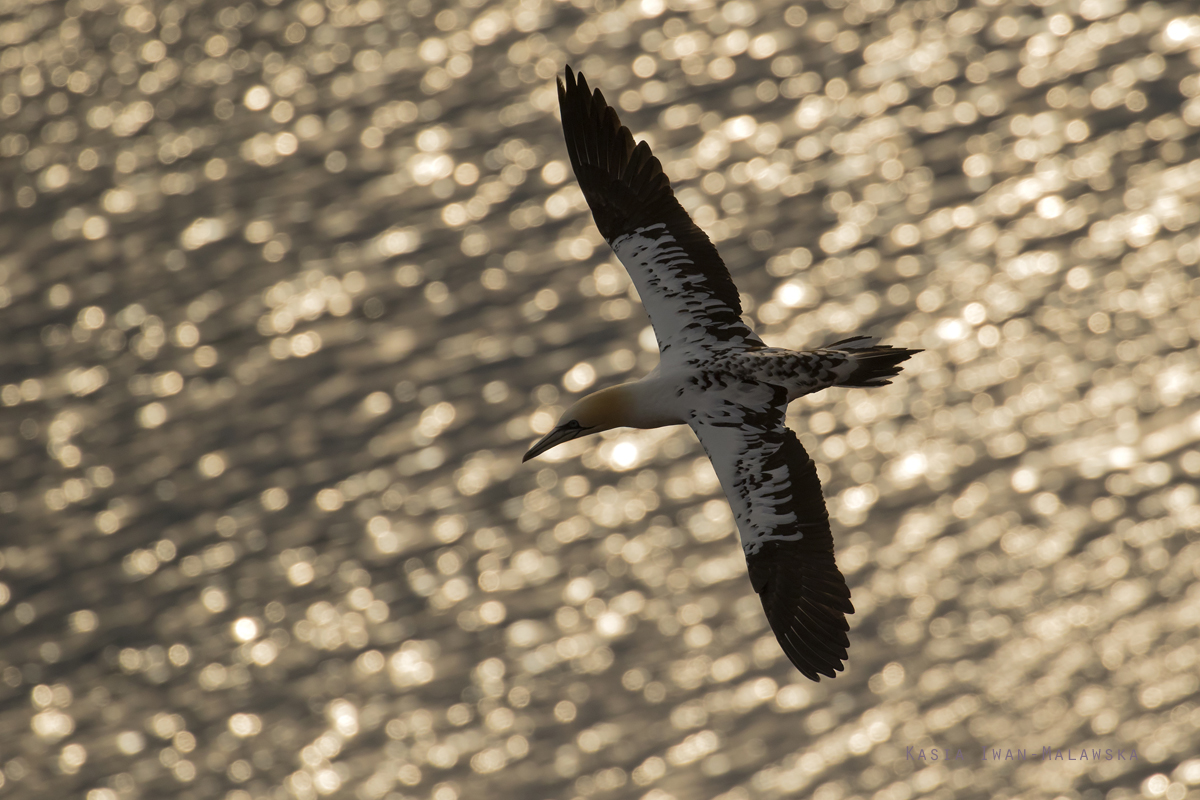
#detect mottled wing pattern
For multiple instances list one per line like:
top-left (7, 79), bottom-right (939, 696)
top-left (557, 66), bottom-right (762, 357)
top-left (746, 338), bottom-right (921, 403)
top-left (688, 389), bottom-right (853, 680)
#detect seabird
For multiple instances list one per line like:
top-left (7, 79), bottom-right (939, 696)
top-left (523, 67), bottom-right (920, 681)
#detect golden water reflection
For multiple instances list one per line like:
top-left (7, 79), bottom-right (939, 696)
top-left (1, 0), bottom-right (1200, 799)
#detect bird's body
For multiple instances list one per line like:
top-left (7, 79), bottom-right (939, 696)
top-left (524, 67), bottom-right (920, 680)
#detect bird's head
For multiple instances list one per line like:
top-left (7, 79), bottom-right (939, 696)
top-left (522, 386), bottom-right (629, 462)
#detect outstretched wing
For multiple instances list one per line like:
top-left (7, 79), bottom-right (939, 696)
top-left (688, 389), bottom-right (853, 680)
top-left (557, 66), bottom-right (762, 358)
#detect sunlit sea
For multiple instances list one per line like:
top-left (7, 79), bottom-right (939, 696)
top-left (3, 0), bottom-right (1200, 798)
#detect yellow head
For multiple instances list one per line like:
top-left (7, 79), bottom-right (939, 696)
top-left (522, 386), bottom-right (629, 462)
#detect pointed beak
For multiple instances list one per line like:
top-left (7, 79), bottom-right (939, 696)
top-left (523, 425), bottom-right (585, 463)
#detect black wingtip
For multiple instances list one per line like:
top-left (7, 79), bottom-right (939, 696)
top-left (557, 64), bottom-right (573, 103)
top-left (553, 63), bottom-right (755, 336)
top-left (751, 552), bottom-right (855, 681)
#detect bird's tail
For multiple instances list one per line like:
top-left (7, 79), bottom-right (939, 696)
top-left (822, 336), bottom-right (921, 388)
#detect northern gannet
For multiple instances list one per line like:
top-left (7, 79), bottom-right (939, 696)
top-left (523, 67), bottom-right (920, 681)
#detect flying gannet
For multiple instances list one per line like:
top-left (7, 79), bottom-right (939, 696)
top-left (523, 66), bottom-right (920, 681)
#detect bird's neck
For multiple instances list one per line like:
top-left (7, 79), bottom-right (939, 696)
top-left (604, 376), bottom-right (685, 430)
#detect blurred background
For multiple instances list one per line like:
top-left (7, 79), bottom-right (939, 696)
top-left (2, 0), bottom-right (1200, 798)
